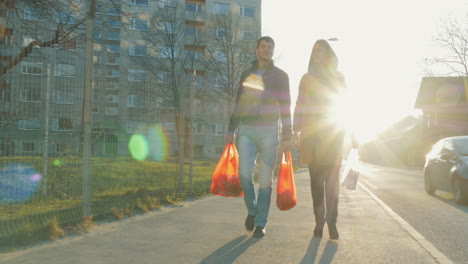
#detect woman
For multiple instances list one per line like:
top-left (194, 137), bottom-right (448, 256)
top-left (294, 39), bottom-right (352, 240)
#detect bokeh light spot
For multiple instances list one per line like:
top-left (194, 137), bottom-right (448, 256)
top-left (128, 134), bottom-right (149, 161)
top-left (147, 125), bottom-right (169, 162)
top-left (53, 159), bottom-right (62, 166)
top-left (0, 164), bottom-right (42, 204)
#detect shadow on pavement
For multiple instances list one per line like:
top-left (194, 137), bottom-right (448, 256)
top-left (199, 235), bottom-right (259, 264)
top-left (300, 237), bottom-right (339, 264)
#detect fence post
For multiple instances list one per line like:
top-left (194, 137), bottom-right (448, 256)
top-left (82, 0), bottom-right (96, 217)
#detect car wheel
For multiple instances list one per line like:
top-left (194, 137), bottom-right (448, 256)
top-left (424, 169), bottom-right (436, 195)
top-left (453, 177), bottom-right (468, 205)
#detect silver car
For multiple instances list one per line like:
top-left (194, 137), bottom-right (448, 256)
top-left (424, 136), bottom-right (468, 204)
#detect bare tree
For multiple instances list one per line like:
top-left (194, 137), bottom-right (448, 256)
top-left (425, 15), bottom-right (468, 76)
top-left (139, 2), bottom-right (208, 193)
top-left (204, 11), bottom-right (257, 125)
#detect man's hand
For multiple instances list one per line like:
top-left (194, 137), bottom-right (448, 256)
top-left (280, 139), bottom-right (292, 152)
top-left (226, 132), bottom-right (235, 144)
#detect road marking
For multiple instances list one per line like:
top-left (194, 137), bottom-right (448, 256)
top-left (359, 183), bottom-right (454, 264)
top-left (363, 180), bottom-right (377, 189)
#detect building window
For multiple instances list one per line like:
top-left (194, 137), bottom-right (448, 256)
top-left (92, 80), bottom-right (102, 88)
top-left (193, 121), bottom-right (204, 134)
top-left (54, 90), bottom-right (73, 104)
top-left (241, 30), bottom-right (255, 41)
top-left (93, 43), bottom-right (102, 51)
top-left (54, 64), bottom-right (75, 77)
top-left (157, 21), bottom-right (175, 34)
top-left (93, 55), bottom-right (101, 63)
top-left (23, 143), bottom-right (34, 152)
top-left (105, 107), bottom-right (118, 115)
top-left (22, 36), bottom-right (38, 47)
top-left (105, 95), bottom-right (119, 103)
top-left (56, 143), bottom-right (70, 154)
top-left (240, 6), bottom-right (255, 18)
top-left (130, 18), bottom-right (148, 31)
top-left (107, 69), bottom-right (120, 77)
top-left (1, 28), bottom-right (13, 45)
top-left (213, 3), bottom-right (229, 15)
top-left (127, 121), bottom-right (145, 133)
top-left (157, 71), bottom-right (170, 84)
top-left (185, 50), bottom-right (203, 61)
top-left (21, 61), bottom-right (43, 75)
top-left (215, 28), bottom-right (226, 39)
top-left (212, 124), bottom-right (224, 135)
top-left (107, 82), bottom-right (120, 89)
top-left (186, 3), bottom-right (202, 12)
top-left (131, 0), bottom-right (148, 6)
top-left (61, 39), bottom-right (76, 50)
top-left (214, 75), bottom-right (227, 87)
top-left (57, 11), bottom-right (76, 24)
top-left (158, 46), bottom-right (175, 58)
top-left (241, 53), bottom-right (256, 64)
top-left (159, 0), bottom-right (177, 8)
top-left (24, 7), bottom-right (45, 21)
top-left (18, 118), bottom-right (40, 130)
top-left (107, 57), bottom-right (121, 65)
top-left (128, 69), bottom-right (147, 82)
top-left (162, 122), bottom-right (176, 133)
top-left (129, 44), bottom-right (147, 56)
top-left (92, 106), bottom-right (99, 114)
top-left (185, 26), bottom-right (201, 38)
top-left (127, 95), bottom-right (145, 107)
top-left (214, 51), bottom-right (227, 63)
top-left (109, 20), bottom-right (121, 28)
top-left (20, 83), bottom-right (41, 102)
top-left (108, 31), bottom-right (120, 40)
top-left (0, 83), bottom-right (10, 104)
top-left (157, 97), bottom-right (173, 109)
top-left (52, 118), bottom-right (73, 131)
top-left (108, 8), bottom-right (120, 16)
top-left (92, 89), bottom-right (99, 101)
top-left (107, 44), bottom-right (120, 53)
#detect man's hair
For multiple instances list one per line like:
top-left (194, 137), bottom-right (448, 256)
top-left (256, 36), bottom-right (275, 48)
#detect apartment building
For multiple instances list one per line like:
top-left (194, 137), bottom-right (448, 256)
top-left (0, 0), bottom-right (261, 158)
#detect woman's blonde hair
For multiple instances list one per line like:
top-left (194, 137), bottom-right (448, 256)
top-left (307, 39), bottom-right (338, 75)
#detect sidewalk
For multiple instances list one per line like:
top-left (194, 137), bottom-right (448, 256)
top-left (0, 169), bottom-right (437, 264)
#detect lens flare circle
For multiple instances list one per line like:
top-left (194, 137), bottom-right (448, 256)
top-left (147, 125), bottom-right (169, 162)
top-left (0, 164), bottom-right (42, 204)
top-left (128, 134), bottom-right (149, 161)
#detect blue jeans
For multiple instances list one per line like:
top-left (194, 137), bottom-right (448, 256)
top-left (237, 123), bottom-right (279, 228)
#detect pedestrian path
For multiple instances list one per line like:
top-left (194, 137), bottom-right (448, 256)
top-left (0, 168), bottom-right (438, 264)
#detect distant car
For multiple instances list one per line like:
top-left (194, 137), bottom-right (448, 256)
top-left (424, 136), bottom-right (468, 204)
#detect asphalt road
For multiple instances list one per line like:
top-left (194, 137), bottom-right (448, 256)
top-left (359, 163), bottom-right (468, 264)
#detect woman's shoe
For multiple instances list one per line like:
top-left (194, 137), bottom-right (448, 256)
top-left (313, 226), bottom-right (323, 238)
top-left (328, 225), bottom-right (339, 240)
top-left (313, 222), bottom-right (324, 238)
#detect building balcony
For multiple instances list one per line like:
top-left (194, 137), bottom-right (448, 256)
top-left (184, 10), bottom-right (206, 22)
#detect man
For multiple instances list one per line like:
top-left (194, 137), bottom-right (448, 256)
top-left (227, 36), bottom-right (292, 238)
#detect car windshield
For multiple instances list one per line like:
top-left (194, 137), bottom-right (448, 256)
top-left (454, 139), bottom-right (468, 155)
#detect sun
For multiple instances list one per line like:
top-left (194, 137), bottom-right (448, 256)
top-left (330, 89), bottom-right (382, 144)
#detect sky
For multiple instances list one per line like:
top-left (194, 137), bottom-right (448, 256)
top-left (262, 0), bottom-right (468, 142)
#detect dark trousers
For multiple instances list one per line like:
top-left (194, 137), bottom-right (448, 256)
top-left (307, 164), bottom-right (340, 227)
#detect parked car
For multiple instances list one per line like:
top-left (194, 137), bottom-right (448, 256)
top-left (424, 136), bottom-right (468, 204)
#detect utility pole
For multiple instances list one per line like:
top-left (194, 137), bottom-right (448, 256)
top-left (82, 0), bottom-right (96, 217)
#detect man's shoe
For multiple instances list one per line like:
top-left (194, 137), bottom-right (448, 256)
top-left (313, 226), bottom-right (323, 238)
top-left (245, 215), bottom-right (255, 231)
top-left (253, 226), bottom-right (265, 238)
top-left (328, 225), bottom-right (339, 240)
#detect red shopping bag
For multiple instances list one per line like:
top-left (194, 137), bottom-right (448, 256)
top-left (277, 151), bottom-right (297, 211)
top-left (210, 143), bottom-right (243, 197)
